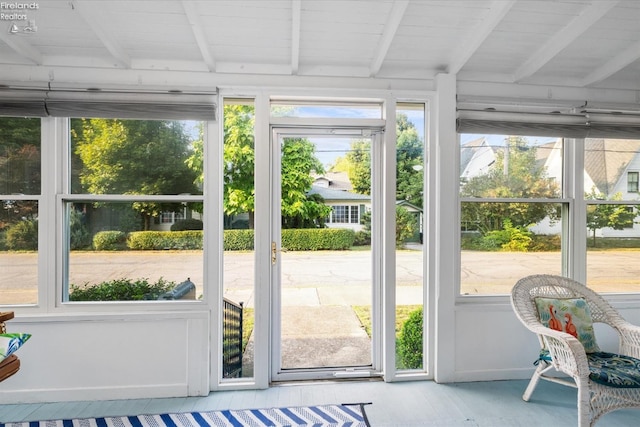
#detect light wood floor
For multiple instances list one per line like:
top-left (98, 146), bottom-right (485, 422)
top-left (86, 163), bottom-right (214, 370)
top-left (0, 379), bottom-right (638, 426)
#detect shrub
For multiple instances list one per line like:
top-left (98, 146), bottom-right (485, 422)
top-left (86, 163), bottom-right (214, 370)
top-left (224, 229), bottom-right (254, 250)
top-left (69, 209), bottom-right (92, 250)
top-left (282, 228), bottom-right (355, 250)
top-left (69, 277), bottom-right (175, 301)
top-left (170, 218), bottom-right (203, 231)
top-left (397, 306), bottom-right (423, 369)
top-left (5, 219), bottom-right (38, 250)
top-left (353, 230), bottom-right (371, 246)
top-left (395, 206), bottom-right (418, 247)
top-left (127, 230), bottom-right (203, 250)
top-left (529, 233), bottom-right (561, 251)
top-left (93, 231), bottom-right (127, 250)
top-left (472, 220), bottom-right (533, 252)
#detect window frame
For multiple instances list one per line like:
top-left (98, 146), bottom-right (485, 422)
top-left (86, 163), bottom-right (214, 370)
top-left (58, 117), bottom-right (208, 308)
top-left (628, 171), bottom-right (639, 193)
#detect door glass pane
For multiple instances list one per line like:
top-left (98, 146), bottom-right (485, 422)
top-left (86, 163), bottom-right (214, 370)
top-left (279, 132), bottom-right (372, 371)
top-left (222, 100), bottom-right (255, 379)
top-left (395, 103), bottom-right (425, 371)
top-left (271, 101), bottom-right (382, 119)
top-left (585, 138), bottom-right (640, 292)
top-left (459, 134), bottom-right (564, 295)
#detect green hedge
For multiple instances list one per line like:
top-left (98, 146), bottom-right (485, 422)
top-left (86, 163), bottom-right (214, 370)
top-left (224, 229), bottom-right (254, 250)
top-left (282, 228), bottom-right (355, 250)
top-left (93, 231), bottom-right (127, 250)
top-left (113, 228), bottom-right (355, 251)
top-left (127, 231), bottom-right (203, 250)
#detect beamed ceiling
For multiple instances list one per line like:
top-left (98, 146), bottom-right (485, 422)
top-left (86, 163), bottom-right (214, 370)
top-left (0, 0), bottom-right (639, 100)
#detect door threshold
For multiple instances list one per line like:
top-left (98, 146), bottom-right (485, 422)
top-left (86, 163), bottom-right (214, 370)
top-left (270, 376), bottom-right (384, 387)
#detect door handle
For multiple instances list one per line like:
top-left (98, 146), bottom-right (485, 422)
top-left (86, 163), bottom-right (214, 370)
top-left (271, 241), bottom-right (288, 265)
top-left (272, 241), bottom-right (277, 265)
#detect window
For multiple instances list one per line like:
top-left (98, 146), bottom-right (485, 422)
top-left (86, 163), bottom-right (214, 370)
top-left (222, 98), bottom-right (255, 380)
top-left (0, 117), bottom-right (41, 305)
top-left (585, 138), bottom-right (640, 292)
top-left (628, 172), bottom-right (639, 193)
top-left (459, 134), bottom-right (564, 295)
top-left (328, 205), bottom-right (362, 224)
top-left (331, 205), bottom-right (349, 223)
top-left (64, 118), bottom-right (205, 302)
top-left (395, 102), bottom-right (426, 372)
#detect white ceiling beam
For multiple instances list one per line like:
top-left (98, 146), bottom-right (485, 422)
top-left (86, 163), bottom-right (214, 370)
top-left (582, 39), bottom-right (640, 87)
top-left (182, 0), bottom-right (216, 72)
top-left (71, 0), bottom-right (131, 69)
top-left (291, 0), bottom-right (301, 75)
top-left (0, 32), bottom-right (42, 65)
top-left (369, 0), bottom-right (408, 77)
top-left (448, 1), bottom-right (515, 75)
top-left (448, 0), bottom-right (515, 75)
top-left (514, 1), bottom-right (619, 82)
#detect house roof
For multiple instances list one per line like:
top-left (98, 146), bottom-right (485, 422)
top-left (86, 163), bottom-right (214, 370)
top-left (312, 172), bottom-right (353, 191)
top-left (583, 139), bottom-right (640, 195)
top-left (307, 185), bottom-right (370, 202)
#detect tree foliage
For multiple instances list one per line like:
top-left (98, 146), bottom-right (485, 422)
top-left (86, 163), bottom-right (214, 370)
top-left (214, 104), bottom-right (330, 229)
top-left (74, 119), bottom-right (198, 229)
top-left (0, 118), bottom-right (41, 226)
top-left (585, 189), bottom-right (637, 246)
top-left (280, 138), bottom-right (331, 228)
top-left (460, 136), bottom-right (560, 234)
top-left (345, 113), bottom-right (424, 206)
top-left (221, 104), bottom-right (256, 226)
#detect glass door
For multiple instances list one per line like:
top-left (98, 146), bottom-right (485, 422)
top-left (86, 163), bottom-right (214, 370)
top-left (270, 127), bottom-right (381, 381)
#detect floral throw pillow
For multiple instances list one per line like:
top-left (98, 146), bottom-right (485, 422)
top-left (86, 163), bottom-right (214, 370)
top-left (534, 297), bottom-right (600, 353)
top-left (0, 333), bottom-right (31, 363)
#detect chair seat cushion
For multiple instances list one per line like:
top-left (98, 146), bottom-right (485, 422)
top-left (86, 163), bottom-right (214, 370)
top-left (588, 352), bottom-right (640, 388)
top-left (536, 349), bottom-right (640, 388)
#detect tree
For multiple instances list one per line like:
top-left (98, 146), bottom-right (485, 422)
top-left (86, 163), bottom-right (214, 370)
top-left (344, 113), bottom-right (424, 204)
top-left (460, 136), bottom-right (560, 234)
top-left (0, 117), bottom-right (40, 226)
top-left (74, 119), bottom-right (199, 229)
top-left (586, 189), bottom-right (637, 247)
top-left (346, 139), bottom-right (372, 195)
top-left (360, 205), bottom-right (417, 247)
top-left (220, 104), bottom-right (256, 227)
top-left (396, 114), bottom-right (424, 207)
top-left (280, 137), bottom-right (331, 228)
top-left (189, 104), bottom-right (331, 229)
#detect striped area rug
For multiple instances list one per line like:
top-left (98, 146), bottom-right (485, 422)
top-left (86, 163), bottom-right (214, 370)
top-left (0, 403), bottom-right (371, 427)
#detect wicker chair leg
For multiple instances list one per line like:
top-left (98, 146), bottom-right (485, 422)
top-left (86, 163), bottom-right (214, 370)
top-left (576, 380), bottom-right (591, 427)
top-left (523, 362), bottom-right (548, 401)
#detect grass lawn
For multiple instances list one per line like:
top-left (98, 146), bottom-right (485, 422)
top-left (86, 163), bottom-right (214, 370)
top-left (352, 304), bottom-right (422, 338)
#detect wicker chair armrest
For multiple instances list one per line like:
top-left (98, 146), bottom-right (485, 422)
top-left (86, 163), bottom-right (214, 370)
top-left (615, 321), bottom-right (640, 358)
top-left (530, 324), bottom-right (590, 378)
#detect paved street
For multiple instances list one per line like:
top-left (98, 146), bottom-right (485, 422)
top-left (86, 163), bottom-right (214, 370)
top-left (2, 249), bottom-right (640, 305)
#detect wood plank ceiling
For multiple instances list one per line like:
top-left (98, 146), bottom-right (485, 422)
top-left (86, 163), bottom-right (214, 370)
top-left (0, 0), bottom-right (639, 92)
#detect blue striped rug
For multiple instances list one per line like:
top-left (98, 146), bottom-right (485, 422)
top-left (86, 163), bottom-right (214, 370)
top-left (0, 403), bottom-right (371, 427)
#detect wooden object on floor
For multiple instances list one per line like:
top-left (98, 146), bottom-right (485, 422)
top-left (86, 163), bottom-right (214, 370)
top-left (0, 311), bottom-right (20, 382)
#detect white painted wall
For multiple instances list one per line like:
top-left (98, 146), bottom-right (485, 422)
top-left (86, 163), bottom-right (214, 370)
top-left (0, 312), bottom-right (209, 404)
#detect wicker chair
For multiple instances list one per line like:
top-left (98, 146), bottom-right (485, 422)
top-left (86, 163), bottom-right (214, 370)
top-left (511, 274), bottom-right (640, 426)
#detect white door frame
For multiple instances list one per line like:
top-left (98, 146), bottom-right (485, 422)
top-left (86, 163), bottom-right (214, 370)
top-left (269, 125), bottom-right (384, 382)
